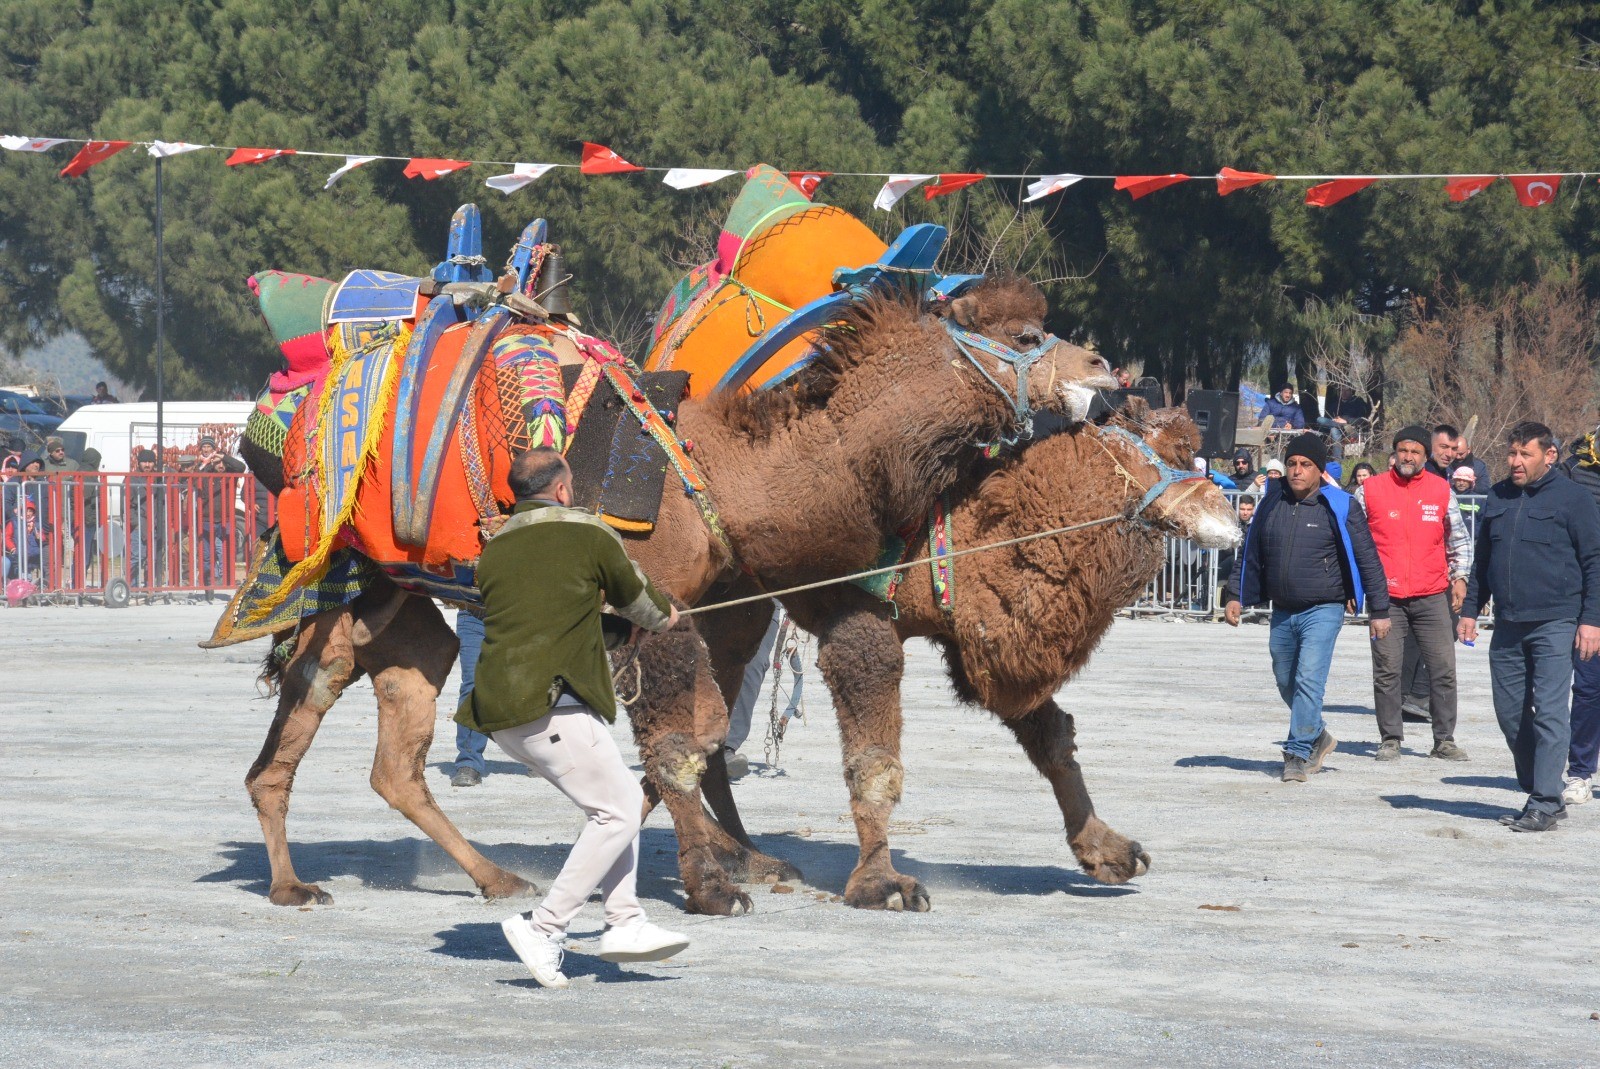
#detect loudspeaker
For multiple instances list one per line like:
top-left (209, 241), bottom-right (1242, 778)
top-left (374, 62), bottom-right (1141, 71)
top-left (1185, 390), bottom-right (1239, 458)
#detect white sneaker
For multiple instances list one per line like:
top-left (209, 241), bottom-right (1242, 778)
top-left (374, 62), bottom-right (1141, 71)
top-left (598, 920), bottom-right (690, 963)
top-left (1561, 776), bottom-right (1592, 806)
top-left (501, 913), bottom-right (568, 988)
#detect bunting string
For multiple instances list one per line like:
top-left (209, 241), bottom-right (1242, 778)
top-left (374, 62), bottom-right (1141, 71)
top-left (2, 133), bottom-right (1591, 210)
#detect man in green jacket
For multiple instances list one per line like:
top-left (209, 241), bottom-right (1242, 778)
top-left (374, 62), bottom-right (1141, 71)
top-left (457, 447), bottom-right (687, 988)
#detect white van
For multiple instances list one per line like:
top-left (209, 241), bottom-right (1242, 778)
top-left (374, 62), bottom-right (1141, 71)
top-left (56, 401), bottom-right (254, 469)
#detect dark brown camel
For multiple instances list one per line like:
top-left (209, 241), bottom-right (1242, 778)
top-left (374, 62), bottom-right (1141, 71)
top-left (697, 407), bottom-right (1241, 909)
top-left (234, 275), bottom-right (1115, 916)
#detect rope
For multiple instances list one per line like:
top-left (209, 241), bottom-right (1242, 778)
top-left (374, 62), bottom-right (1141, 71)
top-left (679, 512), bottom-right (1132, 618)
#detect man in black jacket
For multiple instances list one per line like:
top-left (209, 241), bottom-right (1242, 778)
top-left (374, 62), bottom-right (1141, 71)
top-left (1561, 432), bottom-right (1600, 806)
top-left (1459, 421), bottom-right (1600, 832)
top-left (1225, 434), bottom-right (1390, 783)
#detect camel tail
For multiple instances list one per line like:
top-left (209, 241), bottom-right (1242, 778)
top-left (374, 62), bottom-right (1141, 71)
top-left (257, 629), bottom-right (296, 697)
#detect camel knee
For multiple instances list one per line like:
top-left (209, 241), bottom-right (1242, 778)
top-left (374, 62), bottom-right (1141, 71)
top-left (845, 747), bottom-right (903, 808)
top-left (646, 733), bottom-right (708, 795)
top-left (299, 655), bottom-right (355, 713)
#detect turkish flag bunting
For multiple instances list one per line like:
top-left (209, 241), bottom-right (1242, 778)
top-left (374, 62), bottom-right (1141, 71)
top-left (225, 147), bottom-right (296, 167)
top-left (1217, 167), bottom-right (1276, 195)
top-left (580, 142), bottom-right (643, 175)
top-left (403, 157), bottom-right (470, 180)
top-left (787, 171), bottom-right (831, 197)
top-left (1509, 174), bottom-right (1561, 207)
top-left (1304, 178), bottom-right (1376, 207)
top-left (924, 173), bottom-right (986, 200)
top-left (1115, 174), bottom-right (1190, 199)
top-left (1443, 176), bottom-right (1497, 202)
top-left (58, 140), bottom-right (132, 177)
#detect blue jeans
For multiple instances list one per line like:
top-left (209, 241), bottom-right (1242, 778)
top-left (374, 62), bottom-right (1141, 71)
top-left (198, 520), bottom-right (228, 586)
top-left (1489, 619), bottom-right (1576, 814)
top-left (454, 610), bottom-right (488, 773)
top-left (1268, 602), bottom-right (1346, 759)
top-left (1571, 646), bottom-right (1600, 782)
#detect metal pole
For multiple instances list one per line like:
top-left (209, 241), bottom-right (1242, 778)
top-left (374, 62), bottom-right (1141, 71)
top-left (154, 155), bottom-right (165, 473)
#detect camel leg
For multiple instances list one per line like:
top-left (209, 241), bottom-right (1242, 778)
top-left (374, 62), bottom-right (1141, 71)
top-left (355, 593), bottom-right (536, 901)
top-left (1002, 699), bottom-right (1150, 885)
top-left (628, 617), bottom-right (753, 916)
top-left (696, 595), bottom-right (804, 883)
top-left (812, 603), bottom-right (930, 912)
top-left (245, 609), bottom-right (360, 906)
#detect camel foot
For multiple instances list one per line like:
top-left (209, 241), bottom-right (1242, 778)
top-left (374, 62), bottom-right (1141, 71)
top-left (844, 869), bottom-right (931, 912)
top-left (683, 870), bottom-right (754, 917)
top-left (710, 841), bottom-right (804, 885)
top-left (1073, 822), bottom-right (1151, 885)
top-left (268, 880), bottom-right (334, 907)
top-left (478, 870), bottom-right (539, 901)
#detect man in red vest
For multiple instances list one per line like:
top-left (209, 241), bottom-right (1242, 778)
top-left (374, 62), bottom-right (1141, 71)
top-left (1355, 425), bottom-right (1475, 761)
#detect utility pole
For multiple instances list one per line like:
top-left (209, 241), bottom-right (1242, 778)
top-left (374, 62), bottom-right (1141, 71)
top-left (153, 155), bottom-right (164, 471)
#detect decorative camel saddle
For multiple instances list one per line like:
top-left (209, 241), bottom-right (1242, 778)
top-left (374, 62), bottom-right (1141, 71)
top-left (211, 209), bottom-right (714, 646)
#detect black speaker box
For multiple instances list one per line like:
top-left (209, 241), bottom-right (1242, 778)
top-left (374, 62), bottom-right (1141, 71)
top-left (1185, 390), bottom-right (1239, 457)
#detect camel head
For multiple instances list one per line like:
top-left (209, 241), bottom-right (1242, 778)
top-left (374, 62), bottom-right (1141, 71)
top-left (1111, 407), bottom-right (1241, 550)
top-left (943, 276), bottom-right (1116, 427)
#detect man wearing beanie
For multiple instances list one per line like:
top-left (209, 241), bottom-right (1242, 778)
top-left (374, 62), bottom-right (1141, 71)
top-left (1355, 426), bottom-right (1474, 762)
top-left (1225, 433), bottom-right (1391, 782)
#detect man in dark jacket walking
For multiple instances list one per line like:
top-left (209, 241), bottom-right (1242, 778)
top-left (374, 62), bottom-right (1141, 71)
top-left (1560, 431), bottom-right (1600, 806)
top-left (1225, 433), bottom-right (1390, 782)
top-left (1460, 421), bottom-right (1600, 832)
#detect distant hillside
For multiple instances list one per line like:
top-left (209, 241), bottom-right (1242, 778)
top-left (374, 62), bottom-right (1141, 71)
top-left (3, 334), bottom-right (131, 398)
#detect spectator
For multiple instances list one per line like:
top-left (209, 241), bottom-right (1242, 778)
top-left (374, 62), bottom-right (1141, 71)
top-left (1112, 367), bottom-right (1133, 389)
top-left (1447, 428), bottom-right (1492, 488)
top-left (1355, 426), bottom-right (1473, 762)
top-left (724, 607), bottom-right (787, 780)
top-left (450, 609), bottom-right (491, 788)
top-left (90, 381), bottom-right (119, 405)
top-left (40, 436), bottom-right (78, 476)
top-left (192, 435), bottom-right (245, 597)
top-left (1225, 433), bottom-right (1390, 783)
top-left (126, 449), bottom-right (165, 588)
top-left (1459, 421), bottom-right (1600, 832)
top-left (1450, 466), bottom-right (1481, 521)
top-left (1318, 386), bottom-right (1371, 441)
top-left (1214, 496), bottom-right (1256, 600)
top-left (1347, 461), bottom-right (1376, 489)
top-left (1260, 384), bottom-right (1306, 430)
top-left (1230, 449), bottom-right (1257, 489)
top-left (1559, 430), bottom-right (1600, 806)
top-left (1192, 456), bottom-right (1236, 490)
top-left (3, 499), bottom-right (46, 583)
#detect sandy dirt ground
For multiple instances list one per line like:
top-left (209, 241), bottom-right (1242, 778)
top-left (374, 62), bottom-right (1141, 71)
top-left (1, 604), bottom-right (1596, 1068)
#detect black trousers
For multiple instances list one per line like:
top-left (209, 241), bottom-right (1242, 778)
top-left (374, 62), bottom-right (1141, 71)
top-left (1374, 592), bottom-right (1458, 744)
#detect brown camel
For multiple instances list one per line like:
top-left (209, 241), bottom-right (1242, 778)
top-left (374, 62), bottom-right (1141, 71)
top-left (233, 275), bottom-right (1115, 916)
top-left (697, 406), bottom-right (1241, 909)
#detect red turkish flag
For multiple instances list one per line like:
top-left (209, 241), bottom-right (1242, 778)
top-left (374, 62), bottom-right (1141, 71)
top-left (1217, 167), bottom-right (1276, 195)
top-left (1304, 178), bottom-right (1376, 207)
top-left (1444, 176), bottom-right (1497, 202)
top-left (1509, 174), bottom-right (1561, 207)
top-left (1115, 174), bottom-right (1190, 200)
top-left (225, 147), bottom-right (297, 167)
top-left (787, 171), bottom-right (831, 197)
top-left (403, 157), bottom-right (470, 180)
top-left (58, 140), bottom-right (132, 178)
top-left (924, 173), bottom-right (987, 200)
top-left (580, 142), bottom-right (643, 175)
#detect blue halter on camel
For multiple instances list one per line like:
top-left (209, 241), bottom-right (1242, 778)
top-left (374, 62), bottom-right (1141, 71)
top-left (941, 320), bottom-right (1059, 443)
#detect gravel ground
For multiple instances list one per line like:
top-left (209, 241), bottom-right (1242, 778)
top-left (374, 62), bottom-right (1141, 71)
top-left (1, 604), bottom-right (1596, 1068)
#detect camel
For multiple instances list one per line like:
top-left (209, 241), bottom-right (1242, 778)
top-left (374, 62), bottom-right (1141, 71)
top-left (695, 405), bottom-right (1242, 909)
top-left (230, 274), bottom-right (1116, 916)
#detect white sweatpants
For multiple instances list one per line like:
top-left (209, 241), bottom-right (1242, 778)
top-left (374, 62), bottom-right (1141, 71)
top-left (492, 706), bottom-right (646, 935)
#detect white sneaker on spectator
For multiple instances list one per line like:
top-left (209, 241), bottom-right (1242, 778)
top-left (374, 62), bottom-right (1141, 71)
top-left (598, 920), bottom-right (690, 963)
top-left (501, 913), bottom-right (568, 988)
top-left (1561, 776), bottom-right (1592, 806)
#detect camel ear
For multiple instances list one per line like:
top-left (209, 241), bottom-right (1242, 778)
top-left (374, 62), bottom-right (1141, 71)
top-left (949, 294), bottom-right (981, 328)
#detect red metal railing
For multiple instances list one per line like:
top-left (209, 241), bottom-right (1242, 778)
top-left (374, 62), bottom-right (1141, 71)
top-left (2, 471), bottom-right (274, 606)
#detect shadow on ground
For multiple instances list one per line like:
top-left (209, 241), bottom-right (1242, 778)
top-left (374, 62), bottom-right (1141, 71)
top-left (432, 922), bottom-right (677, 983)
top-left (1323, 704), bottom-right (1375, 717)
top-left (429, 760), bottom-right (529, 778)
top-left (1442, 775), bottom-right (1520, 791)
top-left (1174, 754), bottom-right (1282, 778)
top-left (745, 832), bottom-right (1137, 898)
top-left (1381, 794), bottom-right (1514, 821)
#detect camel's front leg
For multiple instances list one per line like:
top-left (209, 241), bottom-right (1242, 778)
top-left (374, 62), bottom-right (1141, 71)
top-left (629, 616), bottom-right (753, 916)
top-left (1002, 699), bottom-right (1149, 884)
top-left (812, 603), bottom-right (930, 912)
top-left (357, 595), bottom-right (535, 901)
top-left (246, 610), bottom-right (359, 906)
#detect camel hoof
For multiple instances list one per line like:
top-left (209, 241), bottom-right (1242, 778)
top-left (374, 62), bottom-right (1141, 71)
top-left (480, 872), bottom-right (539, 901)
top-left (844, 872), bottom-right (931, 912)
top-left (268, 881), bottom-right (333, 907)
top-left (1080, 839), bottom-right (1151, 885)
top-left (686, 883), bottom-right (754, 917)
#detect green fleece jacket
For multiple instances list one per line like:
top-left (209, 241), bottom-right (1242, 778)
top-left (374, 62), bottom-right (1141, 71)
top-left (454, 499), bottom-right (673, 733)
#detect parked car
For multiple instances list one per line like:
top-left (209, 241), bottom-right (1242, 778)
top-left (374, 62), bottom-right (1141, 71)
top-left (0, 389), bottom-right (64, 450)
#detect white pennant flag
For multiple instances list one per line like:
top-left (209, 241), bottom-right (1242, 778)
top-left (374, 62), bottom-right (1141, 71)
top-left (148, 141), bottom-right (207, 158)
top-left (0, 136), bottom-right (68, 152)
top-left (873, 174), bottom-right (935, 211)
top-left (662, 168), bottom-right (738, 190)
top-left (324, 155), bottom-right (380, 189)
top-left (485, 162), bottom-right (556, 195)
top-left (1023, 173), bottom-right (1085, 203)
